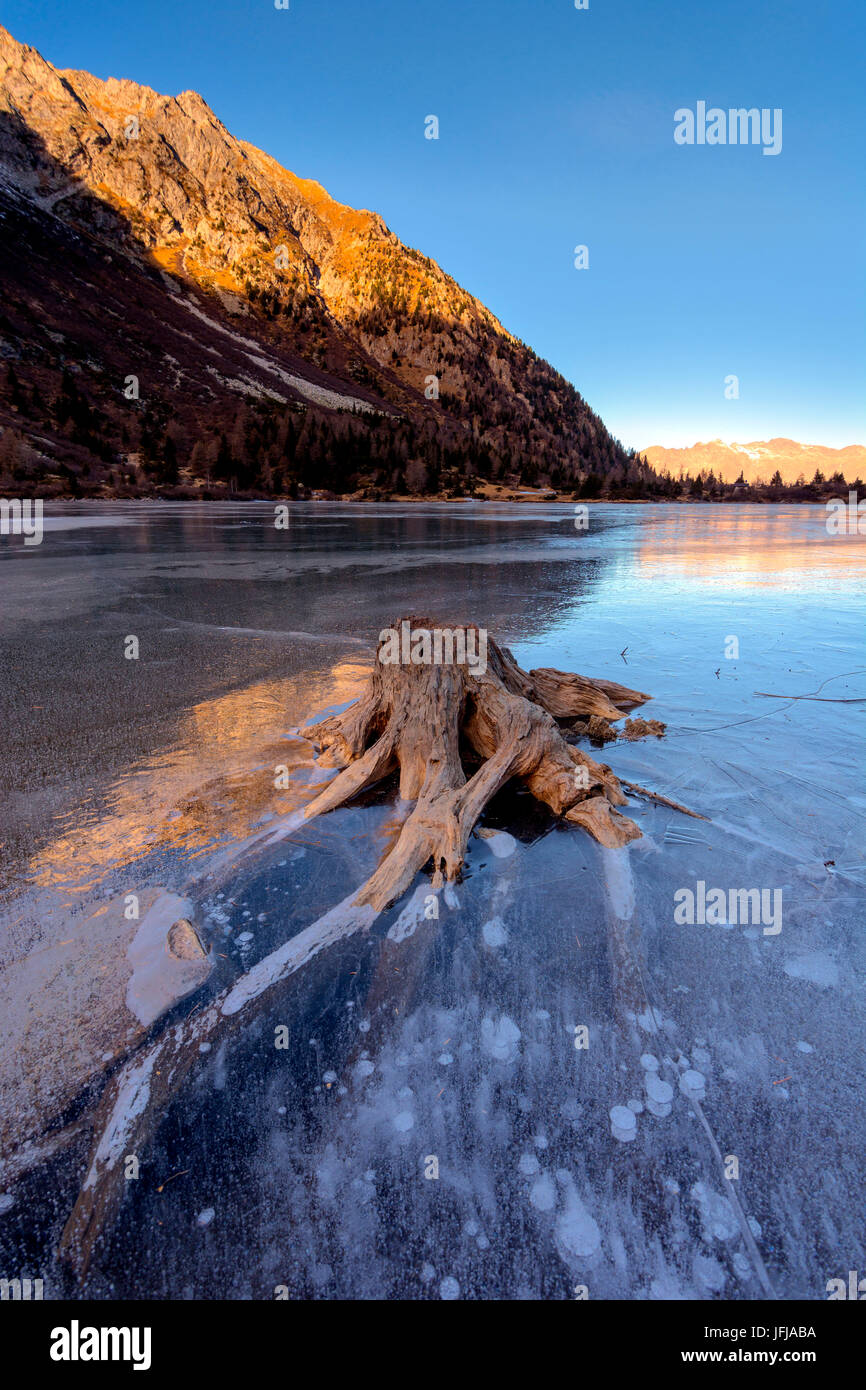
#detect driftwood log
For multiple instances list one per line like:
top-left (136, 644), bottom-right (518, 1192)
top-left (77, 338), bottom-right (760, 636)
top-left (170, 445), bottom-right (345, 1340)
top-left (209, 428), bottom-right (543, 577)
top-left (57, 617), bottom-right (704, 1277)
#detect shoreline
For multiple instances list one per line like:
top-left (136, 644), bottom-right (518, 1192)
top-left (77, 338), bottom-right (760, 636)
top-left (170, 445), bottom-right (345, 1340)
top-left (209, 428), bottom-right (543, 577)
top-left (1, 488), bottom-right (847, 507)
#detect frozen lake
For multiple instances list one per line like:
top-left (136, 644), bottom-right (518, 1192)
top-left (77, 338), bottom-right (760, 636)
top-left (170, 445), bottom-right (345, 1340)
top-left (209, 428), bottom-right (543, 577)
top-left (1, 500), bottom-right (864, 1299)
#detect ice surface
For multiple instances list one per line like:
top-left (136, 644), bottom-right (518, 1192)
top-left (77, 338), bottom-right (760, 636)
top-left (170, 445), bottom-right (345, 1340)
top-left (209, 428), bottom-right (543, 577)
top-left (126, 892), bottom-right (213, 1026)
top-left (0, 501), bottom-right (863, 1299)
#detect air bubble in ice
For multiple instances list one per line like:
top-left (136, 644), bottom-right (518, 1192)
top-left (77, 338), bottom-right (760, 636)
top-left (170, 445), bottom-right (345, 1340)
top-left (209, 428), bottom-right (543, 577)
top-left (610, 1105), bottom-right (637, 1141)
top-left (481, 1014), bottom-right (521, 1063)
top-left (646, 1074), bottom-right (673, 1103)
top-left (693, 1252), bottom-right (726, 1291)
top-left (646, 1072), bottom-right (673, 1116)
top-left (679, 1069), bottom-right (706, 1101)
top-left (554, 1175), bottom-right (602, 1260)
top-left (529, 1174), bottom-right (556, 1211)
top-left (482, 917), bottom-right (508, 948)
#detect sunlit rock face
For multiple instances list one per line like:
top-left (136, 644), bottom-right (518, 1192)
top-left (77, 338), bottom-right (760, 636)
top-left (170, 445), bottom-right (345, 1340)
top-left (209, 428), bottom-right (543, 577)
top-left (0, 24), bottom-right (636, 496)
top-left (642, 438), bottom-right (866, 487)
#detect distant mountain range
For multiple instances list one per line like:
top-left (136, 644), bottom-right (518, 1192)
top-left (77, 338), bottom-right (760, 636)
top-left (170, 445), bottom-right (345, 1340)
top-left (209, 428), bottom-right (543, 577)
top-left (642, 438), bottom-right (866, 487)
top-left (0, 25), bottom-right (645, 498)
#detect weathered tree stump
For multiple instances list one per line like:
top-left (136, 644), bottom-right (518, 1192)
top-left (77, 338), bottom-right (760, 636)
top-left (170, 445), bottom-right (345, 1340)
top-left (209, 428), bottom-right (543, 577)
top-left (300, 616), bottom-right (655, 910)
top-left (56, 617), bottom-right (704, 1278)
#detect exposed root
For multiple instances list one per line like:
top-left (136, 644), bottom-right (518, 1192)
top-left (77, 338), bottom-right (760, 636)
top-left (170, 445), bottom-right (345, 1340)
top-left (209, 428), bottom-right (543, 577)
top-left (58, 891), bottom-right (377, 1280)
top-left (618, 780), bottom-right (709, 820)
top-left (55, 616), bottom-right (702, 1278)
top-left (303, 618), bottom-right (655, 910)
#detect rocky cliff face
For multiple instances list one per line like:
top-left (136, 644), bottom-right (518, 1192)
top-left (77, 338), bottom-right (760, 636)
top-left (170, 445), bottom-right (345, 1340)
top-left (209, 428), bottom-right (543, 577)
top-left (0, 24), bottom-right (640, 497)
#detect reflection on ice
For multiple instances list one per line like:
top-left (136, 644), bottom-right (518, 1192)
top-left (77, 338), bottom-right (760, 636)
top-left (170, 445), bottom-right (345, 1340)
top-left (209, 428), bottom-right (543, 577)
top-left (0, 502), bottom-right (863, 1299)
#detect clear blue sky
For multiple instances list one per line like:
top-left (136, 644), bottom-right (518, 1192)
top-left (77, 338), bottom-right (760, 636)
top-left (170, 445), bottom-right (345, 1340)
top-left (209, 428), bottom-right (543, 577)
top-left (3, 0), bottom-right (864, 448)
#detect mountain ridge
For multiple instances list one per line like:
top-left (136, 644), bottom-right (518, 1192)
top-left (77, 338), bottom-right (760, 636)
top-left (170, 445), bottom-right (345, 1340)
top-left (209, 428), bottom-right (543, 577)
top-left (642, 438), bottom-right (866, 487)
top-left (0, 23), bottom-right (643, 497)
